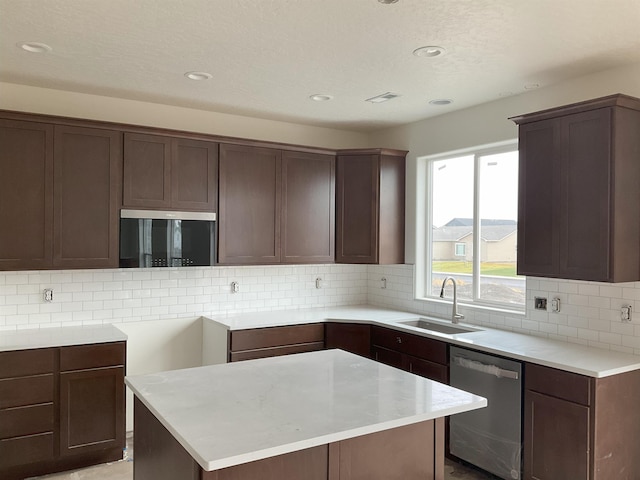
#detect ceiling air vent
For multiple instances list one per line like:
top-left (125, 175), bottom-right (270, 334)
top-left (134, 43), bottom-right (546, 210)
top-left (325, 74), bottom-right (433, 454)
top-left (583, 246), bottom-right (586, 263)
top-left (365, 92), bottom-right (401, 103)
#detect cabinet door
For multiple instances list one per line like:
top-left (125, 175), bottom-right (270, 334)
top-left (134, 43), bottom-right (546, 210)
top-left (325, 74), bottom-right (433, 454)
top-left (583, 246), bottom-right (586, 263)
top-left (517, 119), bottom-right (561, 277)
top-left (53, 126), bottom-right (122, 268)
top-left (523, 390), bottom-right (589, 480)
top-left (123, 133), bottom-right (171, 208)
top-left (218, 144), bottom-right (281, 264)
top-left (0, 119), bottom-right (54, 270)
top-left (325, 323), bottom-right (371, 358)
top-left (171, 139), bottom-right (218, 211)
top-left (336, 155), bottom-right (379, 263)
top-left (371, 345), bottom-right (404, 370)
top-left (559, 109), bottom-right (611, 281)
top-left (281, 151), bottom-right (335, 263)
top-left (59, 365), bottom-right (125, 457)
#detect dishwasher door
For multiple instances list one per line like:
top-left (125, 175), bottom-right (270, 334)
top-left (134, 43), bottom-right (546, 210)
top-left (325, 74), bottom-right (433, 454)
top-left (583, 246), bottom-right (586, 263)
top-left (449, 346), bottom-right (522, 480)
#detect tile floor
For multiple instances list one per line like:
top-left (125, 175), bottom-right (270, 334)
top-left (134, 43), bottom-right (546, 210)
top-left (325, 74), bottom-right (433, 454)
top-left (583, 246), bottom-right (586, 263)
top-left (32, 435), bottom-right (494, 480)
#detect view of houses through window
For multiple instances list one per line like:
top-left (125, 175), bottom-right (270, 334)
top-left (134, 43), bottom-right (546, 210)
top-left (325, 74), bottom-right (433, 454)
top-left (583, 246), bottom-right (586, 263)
top-left (428, 146), bottom-right (525, 308)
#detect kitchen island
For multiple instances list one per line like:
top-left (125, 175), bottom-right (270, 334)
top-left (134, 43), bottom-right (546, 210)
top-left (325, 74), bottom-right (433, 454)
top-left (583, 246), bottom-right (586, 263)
top-left (126, 349), bottom-right (486, 480)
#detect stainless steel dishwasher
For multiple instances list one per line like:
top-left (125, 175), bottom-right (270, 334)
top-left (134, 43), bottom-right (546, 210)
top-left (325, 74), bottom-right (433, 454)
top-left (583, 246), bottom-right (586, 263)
top-left (449, 346), bottom-right (522, 480)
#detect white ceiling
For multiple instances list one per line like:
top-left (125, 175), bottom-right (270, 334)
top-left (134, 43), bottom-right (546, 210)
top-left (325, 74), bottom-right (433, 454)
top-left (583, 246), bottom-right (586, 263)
top-left (1, 0), bottom-right (640, 132)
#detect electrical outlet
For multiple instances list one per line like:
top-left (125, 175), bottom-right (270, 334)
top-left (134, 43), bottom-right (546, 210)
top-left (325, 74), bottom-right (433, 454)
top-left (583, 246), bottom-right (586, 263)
top-left (231, 281), bottom-right (239, 293)
top-left (381, 277), bottom-right (387, 289)
top-left (43, 288), bottom-right (54, 303)
top-left (315, 277), bottom-right (323, 289)
top-left (550, 297), bottom-right (561, 313)
top-left (621, 305), bottom-right (632, 322)
top-left (534, 297), bottom-right (547, 310)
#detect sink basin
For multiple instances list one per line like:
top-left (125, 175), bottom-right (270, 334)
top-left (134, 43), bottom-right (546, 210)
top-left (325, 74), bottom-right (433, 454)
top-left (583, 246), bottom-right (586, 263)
top-left (399, 318), bottom-right (482, 335)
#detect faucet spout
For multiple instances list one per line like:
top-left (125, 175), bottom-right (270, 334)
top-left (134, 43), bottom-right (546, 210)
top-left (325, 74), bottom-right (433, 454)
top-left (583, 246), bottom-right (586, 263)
top-left (440, 277), bottom-right (464, 324)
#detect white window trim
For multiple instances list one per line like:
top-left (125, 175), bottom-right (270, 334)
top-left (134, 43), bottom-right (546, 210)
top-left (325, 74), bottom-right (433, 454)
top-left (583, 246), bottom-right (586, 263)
top-left (414, 139), bottom-right (524, 314)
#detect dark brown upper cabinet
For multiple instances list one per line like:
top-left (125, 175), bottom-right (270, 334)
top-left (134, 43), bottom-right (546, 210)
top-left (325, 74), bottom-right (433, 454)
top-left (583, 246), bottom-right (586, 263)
top-left (511, 94), bottom-right (640, 282)
top-left (0, 120), bottom-right (121, 271)
top-left (53, 125), bottom-right (122, 269)
top-left (0, 119), bottom-right (54, 270)
top-left (123, 133), bottom-right (218, 212)
top-left (281, 151), bottom-right (335, 263)
top-left (218, 145), bottom-right (335, 265)
top-left (336, 149), bottom-right (406, 264)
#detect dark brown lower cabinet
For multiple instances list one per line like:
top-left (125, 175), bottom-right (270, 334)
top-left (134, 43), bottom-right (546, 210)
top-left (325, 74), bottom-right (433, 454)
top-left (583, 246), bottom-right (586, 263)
top-left (524, 363), bottom-right (640, 480)
top-left (135, 398), bottom-right (444, 480)
top-left (370, 326), bottom-right (448, 383)
top-left (0, 342), bottom-right (126, 480)
top-left (228, 324), bottom-right (325, 362)
top-left (325, 322), bottom-right (371, 358)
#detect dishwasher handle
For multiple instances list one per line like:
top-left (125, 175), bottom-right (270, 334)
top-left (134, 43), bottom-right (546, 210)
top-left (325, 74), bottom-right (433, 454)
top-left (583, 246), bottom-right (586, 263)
top-left (452, 355), bottom-right (519, 380)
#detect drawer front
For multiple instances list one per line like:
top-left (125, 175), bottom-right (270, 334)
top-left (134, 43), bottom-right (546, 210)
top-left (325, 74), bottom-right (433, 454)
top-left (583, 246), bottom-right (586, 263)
top-left (525, 363), bottom-right (591, 406)
top-left (0, 403), bottom-right (54, 439)
top-left (230, 342), bottom-right (324, 362)
top-left (0, 432), bottom-right (54, 468)
top-left (60, 342), bottom-right (126, 371)
top-left (230, 324), bottom-right (325, 352)
top-left (0, 349), bottom-right (54, 379)
top-left (407, 355), bottom-right (449, 384)
top-left (0, 374), bottom-right (54, 409)
top-left (371, 326), bottom-right (447, 365)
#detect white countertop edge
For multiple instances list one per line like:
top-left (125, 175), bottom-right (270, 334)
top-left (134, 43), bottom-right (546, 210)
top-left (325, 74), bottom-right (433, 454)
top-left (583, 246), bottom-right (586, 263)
top-left (203, 306), bottom-right (640, 378)
top-left (0, 324), bottom-right (128, 352)
top-left (201, 401), bottom-right (486, 471)
top-left (126, 377), bottom-right (487, 472)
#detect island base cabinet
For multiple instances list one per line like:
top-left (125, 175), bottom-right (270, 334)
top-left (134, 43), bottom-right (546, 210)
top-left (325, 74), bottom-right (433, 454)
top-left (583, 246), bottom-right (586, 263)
top-left (134, 398), bottom-right (445, 480)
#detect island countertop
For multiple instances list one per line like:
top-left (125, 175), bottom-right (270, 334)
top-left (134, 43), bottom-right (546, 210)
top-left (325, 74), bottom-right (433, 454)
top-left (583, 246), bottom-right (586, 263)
top-left (125, 349), bottom-right (486, 472)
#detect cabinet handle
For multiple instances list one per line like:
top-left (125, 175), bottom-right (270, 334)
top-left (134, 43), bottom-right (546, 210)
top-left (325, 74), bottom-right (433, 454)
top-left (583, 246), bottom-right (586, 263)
top-left (396, 336), bottom-right (402, 344)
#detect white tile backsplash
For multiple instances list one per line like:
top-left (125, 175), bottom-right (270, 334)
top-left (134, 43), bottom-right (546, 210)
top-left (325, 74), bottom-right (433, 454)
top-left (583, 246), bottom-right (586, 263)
top-left (368, 264), bottom-right (640, 356)
top-left (3, 262), bottom-right (640, 355)
top-left (0, 264), bottom-right (367, 331)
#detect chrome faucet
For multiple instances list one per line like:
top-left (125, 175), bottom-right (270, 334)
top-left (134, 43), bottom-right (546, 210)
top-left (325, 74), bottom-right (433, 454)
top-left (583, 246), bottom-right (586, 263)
top-left (439, 277), bottom-right (464, 324)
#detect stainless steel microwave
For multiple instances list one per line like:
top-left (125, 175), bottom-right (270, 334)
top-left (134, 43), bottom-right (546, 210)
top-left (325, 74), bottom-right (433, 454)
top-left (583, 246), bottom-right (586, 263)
top-left (119, 209), bottom-right (216, 268)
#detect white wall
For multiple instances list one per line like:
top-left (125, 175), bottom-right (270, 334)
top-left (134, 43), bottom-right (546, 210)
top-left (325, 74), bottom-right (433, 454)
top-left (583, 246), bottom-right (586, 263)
top-left (368, 62), bottom-right (640, 264)
top-left (0, 82), bottom-right (369, 149)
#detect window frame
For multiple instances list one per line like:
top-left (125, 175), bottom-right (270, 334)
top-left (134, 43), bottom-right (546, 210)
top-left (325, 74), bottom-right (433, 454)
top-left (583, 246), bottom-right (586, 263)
top-left (454, 243), bottom-right (466, 257)
top-left (416, 139), bottom-right (524, 313)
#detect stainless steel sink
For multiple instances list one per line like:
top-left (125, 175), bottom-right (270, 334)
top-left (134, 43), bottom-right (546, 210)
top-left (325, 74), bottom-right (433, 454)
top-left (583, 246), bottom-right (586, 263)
top-left (399, 318), bottom-right (482, 335)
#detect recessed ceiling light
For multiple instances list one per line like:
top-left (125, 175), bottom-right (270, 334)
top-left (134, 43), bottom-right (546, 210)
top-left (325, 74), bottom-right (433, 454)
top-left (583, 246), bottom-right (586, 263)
top-left (184, 71), bottom-right (212, 81)
top-left (309, 94), bottom-right (333, 102)
top-left (365, 92), bottom-right (401, 103)
top-left (413, 46), bottom-right (446, 58)
top-left (429, 99), bottom-right (453, 106)
top-left (378, 0), bottom-right (399, 4)
top-left (18, 42), bottom-right (52, 53)
top-left (524, 83), bottom-right (540, 90)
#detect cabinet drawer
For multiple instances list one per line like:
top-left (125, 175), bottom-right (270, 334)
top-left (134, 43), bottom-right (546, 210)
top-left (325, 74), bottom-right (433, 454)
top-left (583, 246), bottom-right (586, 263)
top-left (525, 363), bottom-right (591, 406)
top-left (0, 432), bottom-right (54, 468)
top-left (407, 355), bottom-right (449, 384)
top-left (60, 342), bottom-right (126, 371)
top-left (371, 326), bottom-right (447, 365)
top-left (0, 403), bottom-right (54, 439)
top-left (230, 324), bottom-right (325, 352)
top-left (0, 349), bottom-right (54, 379)
top-left (230, 342), bottom-right (324, 362)
top-left (0, 374), bottom-right (54, 409)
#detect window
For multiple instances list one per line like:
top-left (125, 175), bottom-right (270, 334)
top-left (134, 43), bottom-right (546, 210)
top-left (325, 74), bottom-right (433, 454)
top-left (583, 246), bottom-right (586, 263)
top-left (422, 143), bottom-right (525, 309)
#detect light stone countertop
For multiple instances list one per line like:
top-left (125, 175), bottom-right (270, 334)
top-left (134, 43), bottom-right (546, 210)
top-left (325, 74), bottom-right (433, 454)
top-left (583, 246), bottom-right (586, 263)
top-left (125, 349), bottom-right (487, 471)
top-left (205, 305), bottom-right (640, 378)
top-left (0, 323), bottom-right (127, 352)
